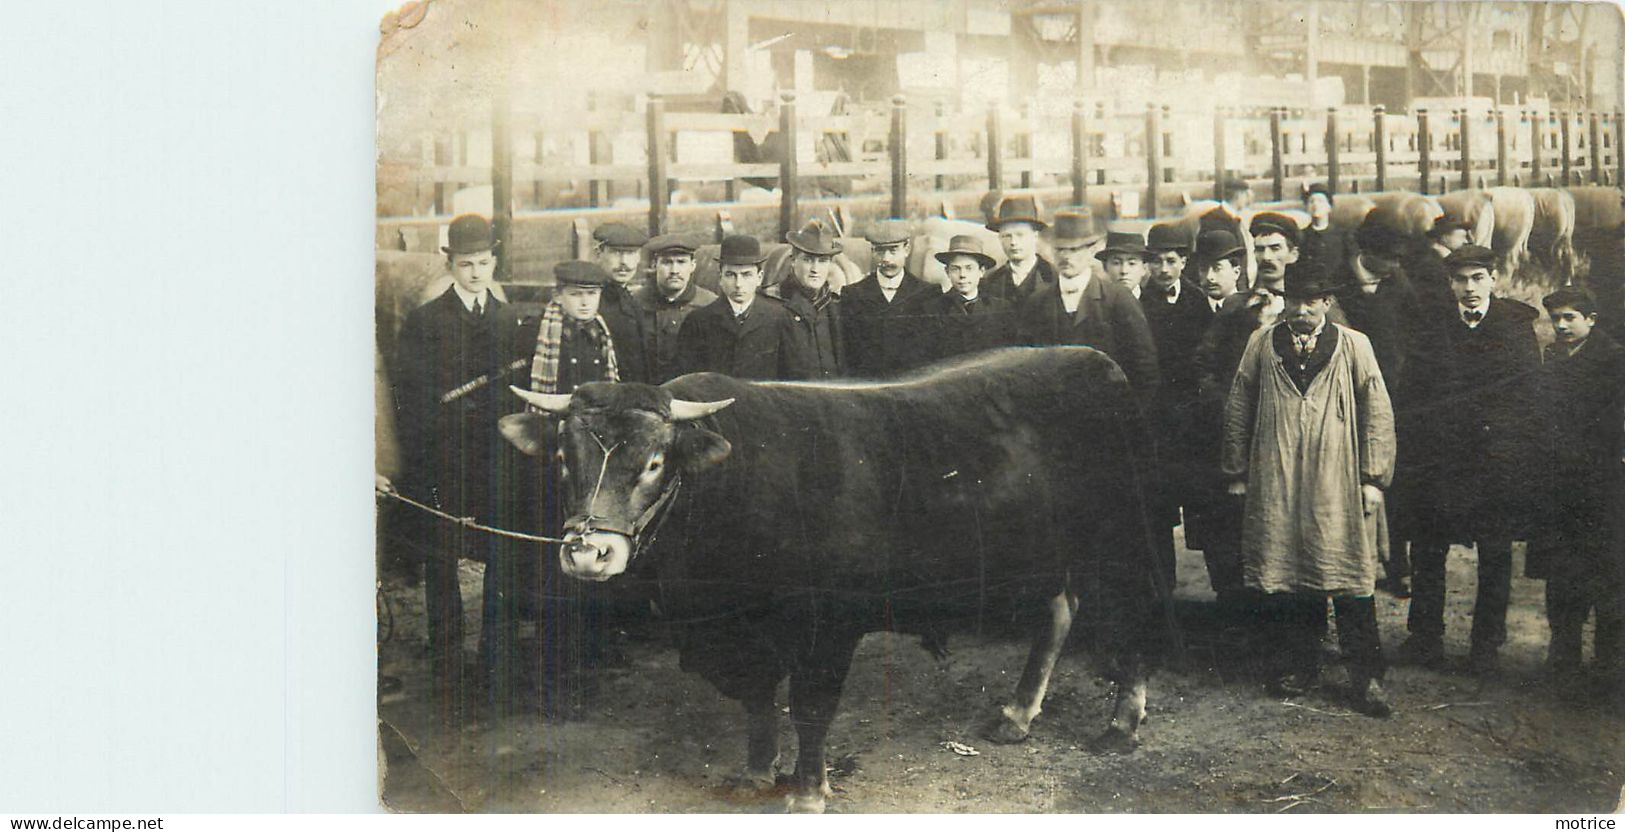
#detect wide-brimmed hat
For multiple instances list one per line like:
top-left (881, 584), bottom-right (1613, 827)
top-left (443, 213), bottom-right (498, 254)
top-left (646, 233), bottom-right (698, 256)
top-left (1192, 229), bottom-right (1244, 264)
top-left (1049, 208), bottom-right (1103, 248)
top-left (863, 219), bottom-right (913, 246)
top-left (1443, 244), bottom-right (1496, 272)
top-left (934, 235), bottom-right (997, 269)
top-left (785, 219), bottom-right (843, 256)
top-left (719, 234), bottom-right (768, 266)
top-left (1249, 212), bottom-right (1303, 247)
top-left (554, 260), bottom-right (610, 288)
top-left (1095, 228), bottom-right (1149, 262)
top-left (592, 222), bottom-right (648, 249)
top-left (1281, 259), bottom-right (1341, 299)
top-left (1146, 222), bottom-right (1192, 254)
top-left (986, 194), bottom-right (1048, 231)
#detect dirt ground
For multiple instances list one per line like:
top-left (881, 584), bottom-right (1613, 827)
top-left (377, 532), bottom-right (1625, 814)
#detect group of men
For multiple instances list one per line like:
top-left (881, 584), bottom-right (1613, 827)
top-left (387, 179), bottom-right (1623, 721)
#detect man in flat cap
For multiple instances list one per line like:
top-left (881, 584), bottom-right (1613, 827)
top-left (638, 234), bottom-right (717, 383)
top-left (921, 234), bottom-right (1013, 362)
top-left (1097, 228), bottom-right (1151, 300)
top-left (1014, 209), bottom-right (1160, 412)
top-left (764, 219), bottom-right (845, 379)
top-left (1250, 211), bottom-right (1302, 295)
top-left (1222, 259), bottom-right (1396, 716)
top-left (677, 234), bottom-right (797, 380)
top-left (591, 222), bottom-right (652, 383)
top-left (393, 213), bottom-right (533, 721)
top-left (1397, 244), bottom-right (1540, 676)
top-left (983, 194), bottom-right (1056, 304)
top-left (530, 261), bottom-right (623, 394)
top-left (842, 219), bottom-right (934, 378)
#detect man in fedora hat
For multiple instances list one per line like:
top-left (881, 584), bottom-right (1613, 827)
top-left (1097, 228), bottom-right (1151, 300)
top-left (921, 234), bottom-right (1013, 361)
top-left (1222, 258), bottom-right (1397, 716)
top-left (677, 234), bottom-right (797, 380)
top-left (765, 219), bottom-right (845, 379)
top-left (1014, 208), bottom-right (1160, 411)
top-left (843, 219), bottom-right (934, 378)
top-left (393, 212), bottom-right (534, 721)
top-left (983, 194), bottom-right (1055, 304)
top-left (591, 222), bottom-right (652, 382)
top-left (638, 233), bottom-right (717, 383)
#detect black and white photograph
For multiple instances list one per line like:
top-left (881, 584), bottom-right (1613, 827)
top-left (371, 0), bottom-right (1625, 813)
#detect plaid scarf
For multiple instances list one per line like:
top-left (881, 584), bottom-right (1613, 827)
top-left (530, 301), bottom-right (619, 396)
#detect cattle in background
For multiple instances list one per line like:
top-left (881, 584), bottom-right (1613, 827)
top-left (498, 348), bottom-right (1175, 813)
top-left (1528, 187), bottom-right (1579, 285)
top-left (1483, 186), bottom-right (1536, 276)
top-left (1435, 190), bottom-right (1498, 248)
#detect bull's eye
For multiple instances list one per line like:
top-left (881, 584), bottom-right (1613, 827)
top-left (644, 455), bottom-right (664, 476)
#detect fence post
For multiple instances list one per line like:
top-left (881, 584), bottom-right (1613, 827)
top-left (1560, 110), bottom-right (1572, 186)
top-left (889, 94), bottom-right (908, 219)
top-left (532, 131), bottom-right (546, 209)
top-left (645, 94), bottom-right (669, 237)
top-left (934, 99), bottom-right (947, 192)
top-left (1269, 106), bottom-right (1284, 201)
top-left (432, 135), bottom-right (452, 214)
top-left (1019, 100), bottom-right (1034, 189)
top-left (1146, 102), bottom-right (1162, 213)
top-left (1417, 108), bottom-right (1431, 194)
top-left (588, 91), bottom-right (607, 207)
top-left (491, 94), bottom-right (514, 283)
top-left (1530, 111), bottom-right (1543, 182)
top-left (986, 103), bottom-right (1003, 192)
top-left (1589, 111), bottom-right (1602, 184)
top-left (1213, 106), bottom-right (1227, 200)
top-left (1495, 108), bottom-right (1508, 186)
top-left (1325, 106), bottom-right (1340, 194)
top-left (1616, 111), bottom-right (1623, 188)
top-left (778, 92), bottom-right (798, 240)
top-left (1373, 105), bottom-right (1387, 192)
top-left (1458, 108), bottom-right (1472, 191)
top-left (1071, 98), bottom-right (1087, 207)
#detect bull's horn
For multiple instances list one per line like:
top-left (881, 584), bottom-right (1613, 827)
top-left (669, 397), bottom-right (735, 421)
top-left (510, 386), bottom-right (572, 413)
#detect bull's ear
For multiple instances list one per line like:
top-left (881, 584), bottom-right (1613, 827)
top-left (498, 412), bottom-right (549, 456)
top-left (672, 426), bottom-right (731, 472)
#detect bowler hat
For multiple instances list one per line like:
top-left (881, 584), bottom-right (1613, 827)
top-left (593, 222), bottom-right (648, 249)
top-left (1049, 208), bottom-right (1103, 248)
top-left (443, 213), bottom-right (498, 254)
top-left (1249, 212), bottom-right (1302, 247)
top-left (719, 234), bottom-right (768, 266)
top-left (647, 233), bottom-right (698, 256)
top-left (987, 194), bottom-right (1048, 231)
top-left (1095, 229), bottom-right (1150, 262)
top-left (864, 219), bottom-right (913, 246)
top-left (1220, 177), bottom-right (1253, 197)
top-left (1281, 259), bottom-right (1341, 299)
top-left (934, 235), bottom-right (997, 269)
top-left (1443, 244), bottom-right (1497, 272)
top-left (554, 260), bottom-right (610, 288)
top-left (1304, 182), bottom-right (1332, 200)
top-left (1146, 222), bottom-right (1192, 254)
top-left (785, 219), bottom-right (843, 256)
top-left (1192, 229), bottom-right (1244, 264)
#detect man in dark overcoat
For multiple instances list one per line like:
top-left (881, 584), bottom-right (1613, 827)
top-left (392, 213), bottom-right (533, 721)
top-left (982, 194), bottom-right (1055, 304)
top-left (841, 219), bottom-right (935, 378)
top-left (920, 234), bottom-right (1012, 361)
top-left (591, 222), bottom-right (652, 382)
top-left (764, 219), bottom-right (845, 379)
top-left (637, 234), bottom-right (717, 383)
top-left (1299, 183), bottom-right (1347, 271)
top-left (1397, 245), bottom-right (1541, 675)
top-left (677, 234), bottom-right (797, 380)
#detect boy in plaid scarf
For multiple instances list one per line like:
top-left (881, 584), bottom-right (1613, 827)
top-left (530, 260), bottom-right (621, 394)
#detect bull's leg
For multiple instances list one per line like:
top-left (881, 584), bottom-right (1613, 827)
top-left (786, 629), bottom-right (863, 814)
top-left (983, 589), bottom-right (1078, 744)
top-left (730, 676), bottom-right (785, 793)
top-left (1088, 652), bottom-right (1148, 754)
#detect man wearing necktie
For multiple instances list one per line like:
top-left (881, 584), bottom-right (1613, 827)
top-left (841, 219), bottom-right (934, 378)
top-left (1396, 245), bottom-right (1540, 676)
top-left (589, 222), bottom-right (652, 383)
top-left (676, 234), bottom-right (797, 380)
top-left (919, 234), bottom-right (1012, 361)
top-left (982, 194), bottom-right (1056, 304)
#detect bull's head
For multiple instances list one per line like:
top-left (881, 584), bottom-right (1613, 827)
top-left (498, 383), bottom-right (733, 581)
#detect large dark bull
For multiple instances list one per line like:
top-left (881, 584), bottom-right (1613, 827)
top-left (498, 347), bottom-right (1173, 812)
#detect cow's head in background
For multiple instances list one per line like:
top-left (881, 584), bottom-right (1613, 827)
top-left (499, 383), bottom-right (733, 581)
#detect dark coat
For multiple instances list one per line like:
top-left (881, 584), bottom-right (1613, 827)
top-left (981, 256), bottom-right (1056, 305)
top-left (1300, 225), bottom-right (1349, 272)
top-left (1393, 297), bottom-right (1542, 542)
top-left (1013, 277), bottom-right (1161, 411)
top-left (764, 282), bottom-right (844, 379)
top-left (1332, 262), bottom-right (1418, 394)
top-left (676, 295), bottom-right (798, 380)
top-left (841, 272), bottom-right (937, 378)
top-left (1139, 280), bottom-right (1214, 411)
top-left (1526, 330), bottom-right (1625, 578)
top-left (393, 287), bottom-right (529, 516)
top-left (597, 282), bottom-right (651, 383)
top-left (637, 279), bottom-right (718, 383)
top-left (919, 291), bottom-right (1015, 363)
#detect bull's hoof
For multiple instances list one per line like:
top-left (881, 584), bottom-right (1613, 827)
top-left (1086, 727), bottom-right (1140, 755)
top-left (786, 792), bottom-right (827, 814)
top-left (980, 713), bottom-right (1031, 744)
top-left (725, 768), bottom-right (778, 796)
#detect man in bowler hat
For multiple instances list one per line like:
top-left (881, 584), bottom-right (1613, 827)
top-left (983, 194), bottom-right (1056, 303)
top-left (843, 219), bottom-right (935, 378)
top-left (677, 234), bottom-right (799, 380)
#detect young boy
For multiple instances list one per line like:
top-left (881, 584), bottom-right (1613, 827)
top-left (1529, 288), bottom-right (1625, 685)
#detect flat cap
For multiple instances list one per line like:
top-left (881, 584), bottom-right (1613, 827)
top-left (1443, 244), bottom-right (1497, 272)
top-left (1249, 212), bottom-right (1302, 247)
top-left (646, 233), bottom-right (698, 256)
top-left (863, 219), bottom-right (913, 246)
top-left (592, 222), bottom-right (648, 249)
top-left (554, 260), bottom-right (611, 288)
